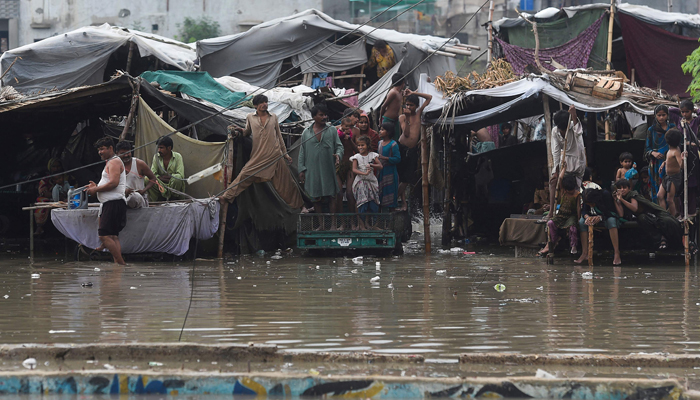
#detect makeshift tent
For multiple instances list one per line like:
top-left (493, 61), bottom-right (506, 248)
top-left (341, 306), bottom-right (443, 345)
top-left (493, 3), bottom-right (700, 96)
top-left (1, 24), bottom-right (196, 93)
top-left (618, 13), bottom-right (699, 97)
top-left (140, 71), bottom-right (248, 109)
top-left (134, 98), bottom-right (227, 200)
top-left (423, 74), bottom-right (667, 128)
top-left (197, 9), bottom-right (457, 88)
top-left (496, 14), bottom-right (605, 74)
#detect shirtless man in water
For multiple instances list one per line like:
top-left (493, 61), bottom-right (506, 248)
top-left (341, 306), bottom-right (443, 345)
top-left (379, 73), bottom-right (406, 142)
top-left (397, 90), bottom-right (432, 210)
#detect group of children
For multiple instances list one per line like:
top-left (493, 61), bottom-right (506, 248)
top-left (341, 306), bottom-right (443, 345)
top-left (538, 101), bottom-right (700, 263)
top-left (333, 72), bottom-right (432, 225)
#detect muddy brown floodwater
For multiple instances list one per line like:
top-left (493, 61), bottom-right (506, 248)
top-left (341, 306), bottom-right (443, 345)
top-left (1, 245), bottom-right (699, 360)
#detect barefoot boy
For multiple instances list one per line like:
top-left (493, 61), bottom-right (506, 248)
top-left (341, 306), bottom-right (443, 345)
top-left (657, 128), bottom-right (686, 217)
top-left (397, 89), bottom-right (432, 211)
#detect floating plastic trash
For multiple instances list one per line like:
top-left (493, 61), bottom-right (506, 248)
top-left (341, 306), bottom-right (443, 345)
top-left (536, 286), bottom-right (544, 290)
top-left (387, 283), bottom-right (394, 289)
top-left (450, 247), bottom-right (464, 253)
top-left (581, 272), bottom-right (593, 279)
top-left (436, 270), bottom-right (447, 275)
top-left (81, 282), bottom-right (93, 287)
top-left (642, 289), bottom-right (652, 294)
top-left (407, 285), bottom-right (413, 288)
top-left (535, 369), bottom-right (556, 379)
top-left (494, 283), bottom-right (506, 292)
top-left (94, 267), bottom-right (100, 272)
top-left (22, 358), bottom-right (37, 370)
top-left (270, 255), bottom-right (282, 260)
top-left (463, 252), bottom-right (476, 255)
top-left (130, 286), bottom-right (137, 290)
top-left (3, 295), bottom-right (8, 299)
top-left (103, 364), bottom-right (115, 370)
top-left (31, 274), bottom-right (40, 279)
top-left (352, 256), bottom-right (363, 264)
top-left (149, 361), bottom-right (163, 367)
top-left (328, 288), bottom-right (333, 293)
top-left (370, 276), bottom-right (380, 283)
top-left (351, 269), bottom-right (358, 274)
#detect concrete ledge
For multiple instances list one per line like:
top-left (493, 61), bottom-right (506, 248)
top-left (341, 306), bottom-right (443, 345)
top-left (0, 343), bottom-right (424, 364)
top-left (0, 371), bottom-right (686, 398)
top-left (459, 353), bottom-right (700, 368)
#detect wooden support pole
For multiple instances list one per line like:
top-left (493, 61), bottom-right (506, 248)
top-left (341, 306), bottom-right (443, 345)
top-left (359, 64), bottom-right (365, 94)
top-left (606, 0), bottom-right (614, 71)
top-left (119, 79), bottom-right (141, 141)
top-left (217, 134), bottom-right (235, 259)
top-left (29, 210), bottom-right (34, 262)
top-left (588, 230), bottom-right (594, 267)
top-left (125, 42), bottom-right (136, 75)
top-left (487, 0), bottom-right (494, 64)
top-left (543, 94), bottom-right (554, 175)
top-left (421, 126), bottom-right (431, 253)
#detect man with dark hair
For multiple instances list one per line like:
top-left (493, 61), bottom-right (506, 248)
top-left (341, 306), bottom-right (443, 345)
top-left (147, 135), bottom-right (186, 201)
top-left (379, 72), bottom-right (406, 142)
top-left (116, 140), bottom-right (158, 209)
top-left (615, 178), bottom-right (685, 252)
top-left (298, 104), bottom-right (344, 216)
top-left (397, 89), bottom-right (432, 211)
top-left (545, 105), bottom-right (587, 220)
top-left (221, 92), bottom-right (303, 209)
top-left (86, 136), bottom-right (127, 265)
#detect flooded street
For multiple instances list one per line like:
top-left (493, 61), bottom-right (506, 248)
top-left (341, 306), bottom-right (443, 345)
top-left (1, 245), bottom-right (699, 360)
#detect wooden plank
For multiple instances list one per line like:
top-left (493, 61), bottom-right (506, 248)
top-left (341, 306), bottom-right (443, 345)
top-left (333, 74), bottom-right (367, 80)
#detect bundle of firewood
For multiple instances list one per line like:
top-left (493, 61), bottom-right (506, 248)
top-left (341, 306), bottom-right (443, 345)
top-left (434, 59), bottom-right (517, 96)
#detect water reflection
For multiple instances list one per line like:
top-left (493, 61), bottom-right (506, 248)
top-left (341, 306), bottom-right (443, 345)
top-left (0, 252), bottom-right (698, 358)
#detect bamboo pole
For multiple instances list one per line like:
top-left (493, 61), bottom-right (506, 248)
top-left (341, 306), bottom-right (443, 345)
top-left (487, 0), bottom-right (495, 64)
top-left (421, 126), bottom-right (431, 253)
top-left (217, 134), bottom-right (235, 259)
top-left (29, 210), bottom-right (34, 262)
top-left (119, 79), bottom-right (141, 141)
top-left (606, 0), bottom-right (614, 70)
top-left (543, 94), bottom-right (554, 175)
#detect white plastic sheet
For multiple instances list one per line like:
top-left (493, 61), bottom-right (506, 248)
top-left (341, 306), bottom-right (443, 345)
top-left (51, 201), bottom-right (219, 256)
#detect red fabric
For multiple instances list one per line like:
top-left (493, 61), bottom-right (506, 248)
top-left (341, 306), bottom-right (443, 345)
top-left (619, 12), bottom-right (698, 97)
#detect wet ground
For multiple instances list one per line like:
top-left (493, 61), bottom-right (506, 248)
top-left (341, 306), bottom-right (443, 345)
top-left (1, 240), bottom-right (699, 360)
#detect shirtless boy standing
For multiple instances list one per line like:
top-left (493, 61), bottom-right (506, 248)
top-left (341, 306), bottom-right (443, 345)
top-left (397, 90), bottom-right (432, 211)
top-left (658, 128), bottom-right (686, 217)
top-left (380, 73), bottom-right (406, 142)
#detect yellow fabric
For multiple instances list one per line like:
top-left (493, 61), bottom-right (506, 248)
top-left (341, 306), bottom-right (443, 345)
top-left (134, 97), bottom-right (227, 199)
top-left (367, 46), bottom-right (396, 78)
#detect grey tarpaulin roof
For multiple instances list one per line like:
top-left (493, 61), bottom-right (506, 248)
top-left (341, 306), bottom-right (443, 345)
top-left (493, 2), bottom-right (700, 30)
top-left (0, 24), bottom-right (196, 93)
top-left (197, 8), bottom-right (458, 89)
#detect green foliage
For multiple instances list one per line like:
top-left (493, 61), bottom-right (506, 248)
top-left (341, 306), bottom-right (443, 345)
top-left (682, 39), bottom-right (700, 102)
top-left (176, 16), bottom-right (221, 43)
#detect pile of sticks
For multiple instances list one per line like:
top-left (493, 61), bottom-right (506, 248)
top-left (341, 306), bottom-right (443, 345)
top-left (434, 59), bottom-right (518, 97)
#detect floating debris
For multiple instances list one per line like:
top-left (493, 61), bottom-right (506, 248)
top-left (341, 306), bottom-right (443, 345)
top-left (494, 284), bottom-right (506, 292)
top-left (328, 288), bottom-right (333, 293)
top-left (94, 268), bottom-right (101, 272)
top-left (81, 282), bottom-right (93, 287)
top-left (350, 269), bottom-right (358, 274)
top-left (642, 289), bottom-right (652, 294)
top-left (370, 276), bottom-right (380, 283)
top-left (148, 361), bottom-right (163, 367)
top-left (31, 274), bottom-right (40, 279)
top-left (352, 256), bottom-right (363, 264)
top-left (581, 272), bottom-right (593, 279)
top-left (436, 270), bottom-right (447, 275)
top-left (22, 358), bottom-right (37, 370)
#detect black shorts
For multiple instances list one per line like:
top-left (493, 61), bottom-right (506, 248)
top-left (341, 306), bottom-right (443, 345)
top-left (398, 143), bottom-right (419, 184)
top-left (98, 199), bottom-right (127, 237)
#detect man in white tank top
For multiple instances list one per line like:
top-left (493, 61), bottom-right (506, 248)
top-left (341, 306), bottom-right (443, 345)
top-left (116, 141), bottom-right (157, 209)
top-left (86, 137), bottom-right (127, 265)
